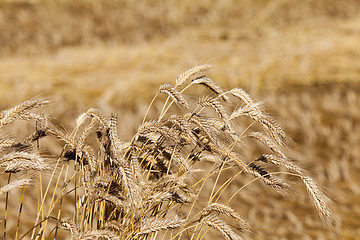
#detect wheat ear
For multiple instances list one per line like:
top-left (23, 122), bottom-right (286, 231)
top-left (0, 99), bottom-right (48, 128)
top-left (201, 203), bottom-right (248, 229)
top-left (0, 177), bottom-right (32, 195)
top-left (160, 83), bottom-right (189, 108)
top-left (175, 64), bottom-right (212, 87)
top-left (200, 214), bottom-right (242, 240)
top-left (137, 216), bottom-right (186, 235)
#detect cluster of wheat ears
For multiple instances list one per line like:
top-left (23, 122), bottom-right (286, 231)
top-left (0, 65), bottom-right (333, 239)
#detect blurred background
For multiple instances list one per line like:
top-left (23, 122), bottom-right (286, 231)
top-left (0, 0), bottom-right (359, 239)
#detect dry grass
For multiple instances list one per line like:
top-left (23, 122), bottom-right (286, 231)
top-left (0, 67), bottom-right (335, 239)
top-left (1, 0), bottom-right (359, 239)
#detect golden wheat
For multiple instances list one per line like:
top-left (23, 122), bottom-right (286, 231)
top-left (0, 66), bottom-right (334, 239)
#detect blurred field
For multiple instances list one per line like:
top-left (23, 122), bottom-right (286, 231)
top-left (1, 0), bottom-right (360, 239)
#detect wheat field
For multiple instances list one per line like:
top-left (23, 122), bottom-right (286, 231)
top-left (0, 0), bottom-right (359, 239)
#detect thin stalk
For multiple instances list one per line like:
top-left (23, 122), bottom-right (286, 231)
top-left (4, 173), bottom-right (11, 239)
top-left (158, 96), bottom-right (171, 122)
top-left (142, 93), bottom-right (159, 124)
top-left (208, 139), bottom-right (243, 204)
top-left (31, 156), bottom-right (62, 239)
top-left (38, 172), bottom-right (44, 234)
top-left (40, 163), bottom-right (65, 239)
top-left (36, 123), bottom-right (45, 237)
top-left (54, 162), bottom-right (70, 239)
top-left (181, 162), bottom-right (218, 240)
top-left (194, 223), bottom-right (206, 240)
top-left (20, 216), bottom-right (59, 240)
top-left (15, 185), bottom-right (27, 240)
